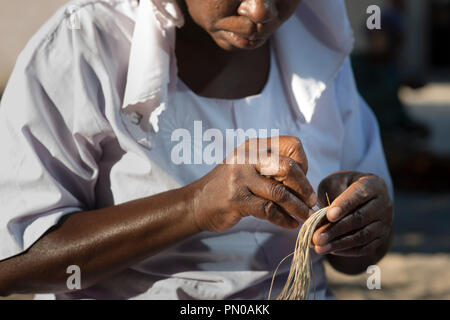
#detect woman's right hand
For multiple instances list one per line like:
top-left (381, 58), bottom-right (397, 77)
top-left (189, 136), bottom-right (317, 233)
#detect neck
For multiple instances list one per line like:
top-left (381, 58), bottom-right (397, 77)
top-left (174, 2), bottom-right (271, 99)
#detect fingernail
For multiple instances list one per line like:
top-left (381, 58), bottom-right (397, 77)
top-left (308, 193), bottom-right (317, 207)
top-left (318, 233), bottom-right (329, 246)
top-left (327, 207), bottom-right (342, 222)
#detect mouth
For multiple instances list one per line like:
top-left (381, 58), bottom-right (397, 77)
top-left (221, 31), bottom-right (266, 49)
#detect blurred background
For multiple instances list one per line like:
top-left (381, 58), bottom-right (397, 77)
top-left (1, 0), bottom-right (449, 299)
top-left (335, 0), bottom-right (450, 299)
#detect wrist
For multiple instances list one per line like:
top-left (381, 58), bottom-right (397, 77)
top-left (181, 180), bottom-right (206, 233)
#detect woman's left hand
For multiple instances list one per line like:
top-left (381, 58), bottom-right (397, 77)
top-left (312, 171), bottom-right (393, 257)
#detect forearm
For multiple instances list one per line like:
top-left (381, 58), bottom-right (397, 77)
top-left (0, 185), bottom-right (200, 296)
top-left (326, 229), bottom-right (393, 275)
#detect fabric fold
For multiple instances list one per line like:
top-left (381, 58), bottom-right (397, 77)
top-left (274, 0), bottom-right (354, 123)
top-left (121, 0), bottom-right (183, 134)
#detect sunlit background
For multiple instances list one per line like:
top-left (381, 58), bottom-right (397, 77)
top-left (1, 0), bottom-right (449, 300)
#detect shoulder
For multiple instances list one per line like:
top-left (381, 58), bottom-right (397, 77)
top-left (1, 1), bottom-right (136, 135)
top-left (15, 0), bottom-right (135, 79)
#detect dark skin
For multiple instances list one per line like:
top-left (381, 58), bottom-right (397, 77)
top-left (0, 0), bottom-right (393, 296)
top-left (313, 172), bottom-right (394, 274)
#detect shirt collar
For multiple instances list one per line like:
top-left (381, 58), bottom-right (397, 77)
top-left (121, 0), bottom-right (182, 133)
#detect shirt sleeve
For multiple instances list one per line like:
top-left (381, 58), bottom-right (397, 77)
top-left (336, 58), bottom-right (394, 199)
top-left (0, 11), bottom-right (111, 261)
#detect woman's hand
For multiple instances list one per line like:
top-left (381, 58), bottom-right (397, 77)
top-left (312, 171), bottom-right (393, 258)
top-left (189, 136), bottom-right (317, 233)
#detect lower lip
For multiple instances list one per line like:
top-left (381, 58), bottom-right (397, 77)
top-left (222, 31), bottom-right (265, 49)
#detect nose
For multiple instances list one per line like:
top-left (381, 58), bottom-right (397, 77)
top-left (238, 0), bottom-right (278, 25)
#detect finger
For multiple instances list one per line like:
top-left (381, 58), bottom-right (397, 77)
top-left (317, 171), bottom-right (359, 207)
top-left (313, 199), bottom-right (381, 246)
top-left (249, 136), bottom-right (308, 173)
top-left (311, 223), bottom-right (332, 247)
top-left (314, 221), bottom-right (383, 255)
top-left (276, 136), bottom-right (308, 174)
top-left (256, 155), bottom-right (316, 207)
top-left (326, 238), bottom-right (384, 257)
top-left (326, 176), bottom-right (380, 223)
top-left (248, 174), bottom-right (310, 222)
top-left (241, 195), bottom-right (299, 229)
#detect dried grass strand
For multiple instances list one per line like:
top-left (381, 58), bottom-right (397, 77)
top-left (268, 206), bottom-right (329, 300)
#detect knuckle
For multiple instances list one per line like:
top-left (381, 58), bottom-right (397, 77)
top-left (271, 184), bottom-right (288, 202)
top-left (358, 228), bottom-right (371, 243)
top-left (263, 201), bottom-right (274, 218)
top-left (353, 210), bottom-right (364, 228)
top-left (355, 181), bottom-right (370, 200)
